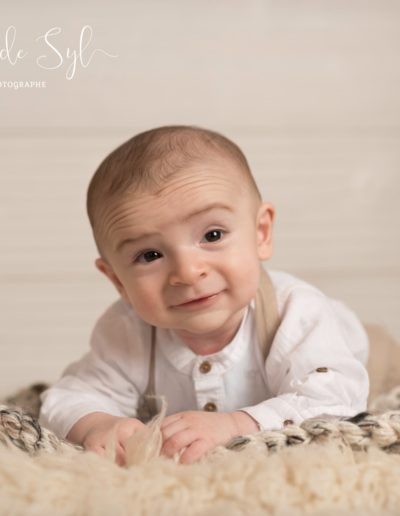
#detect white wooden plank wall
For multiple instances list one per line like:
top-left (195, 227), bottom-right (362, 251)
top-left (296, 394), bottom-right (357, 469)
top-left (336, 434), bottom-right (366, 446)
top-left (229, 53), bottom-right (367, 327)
top-left (0, 1), bottom-right (399, 395)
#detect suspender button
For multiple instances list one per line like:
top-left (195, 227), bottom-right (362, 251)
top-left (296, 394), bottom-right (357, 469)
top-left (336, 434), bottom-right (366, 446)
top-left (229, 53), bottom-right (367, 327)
top-left (203, 402), bottom-right (217, 412)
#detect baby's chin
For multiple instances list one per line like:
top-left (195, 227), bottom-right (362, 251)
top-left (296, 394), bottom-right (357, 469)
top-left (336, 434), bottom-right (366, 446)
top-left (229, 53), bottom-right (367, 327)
top-left (172, 308), bottom-right (246, 338)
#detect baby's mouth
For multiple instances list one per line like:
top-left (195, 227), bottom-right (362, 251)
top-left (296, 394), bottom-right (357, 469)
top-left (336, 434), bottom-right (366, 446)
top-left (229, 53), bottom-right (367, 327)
top-left (173, 292), bottom-right (220, 308)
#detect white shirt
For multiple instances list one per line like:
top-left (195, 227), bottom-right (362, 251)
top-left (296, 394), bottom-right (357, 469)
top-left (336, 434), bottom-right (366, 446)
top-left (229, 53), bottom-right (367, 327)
top-left (39, 270), bottom-right (369, 438)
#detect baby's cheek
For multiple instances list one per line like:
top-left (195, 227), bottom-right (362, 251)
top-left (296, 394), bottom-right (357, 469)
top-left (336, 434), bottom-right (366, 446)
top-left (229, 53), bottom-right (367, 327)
top-left (135, 295), bottom-right (156, 316)
top-left (234, 258), bottom-right (261, 297)
top-left (125, 285), bottom-right (156, 315)
top-left (131, 301), bottom-right (162, 327)
top-left (229, 250), bottom-right (259, 277)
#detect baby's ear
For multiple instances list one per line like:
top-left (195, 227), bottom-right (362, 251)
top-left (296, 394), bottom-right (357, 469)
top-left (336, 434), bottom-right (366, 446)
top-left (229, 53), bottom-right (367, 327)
top-left (95, 258), bottom-right (130, 303)
top-left (256, 202), bottom-right (275, 261)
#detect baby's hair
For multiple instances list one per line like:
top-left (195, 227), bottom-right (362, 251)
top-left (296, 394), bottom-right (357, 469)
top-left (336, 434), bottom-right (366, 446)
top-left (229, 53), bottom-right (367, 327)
top-left (87, 125), bottom-right (261, 250)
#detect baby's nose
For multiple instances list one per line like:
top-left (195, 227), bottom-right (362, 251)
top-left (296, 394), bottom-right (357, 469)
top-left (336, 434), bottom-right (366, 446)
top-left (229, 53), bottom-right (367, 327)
top-left (168, 250), bottom-right (208, 286)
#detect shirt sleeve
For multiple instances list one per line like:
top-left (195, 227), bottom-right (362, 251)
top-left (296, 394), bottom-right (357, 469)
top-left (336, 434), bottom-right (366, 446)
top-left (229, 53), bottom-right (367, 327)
top-left (240, 285), bottom-right (370, 431)
top-left (39, 301), bottom-right (147, 439)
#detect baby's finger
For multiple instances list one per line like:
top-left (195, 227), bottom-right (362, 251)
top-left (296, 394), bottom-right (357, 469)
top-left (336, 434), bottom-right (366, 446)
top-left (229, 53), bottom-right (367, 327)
top-left (115, 442), bottom-right (127, 466)
top-left (161, 428), bottom-right (198, 458)
top-left (117, 419), bottom-right (145, 445)
top-left (160, 413), bottom-right (183, 430)
top-left (161, 418), bottom-right (188, 440)
top-left (85, 443), bottom-right (106, 457)
top-left (179, 439), bottom-right (210, 465)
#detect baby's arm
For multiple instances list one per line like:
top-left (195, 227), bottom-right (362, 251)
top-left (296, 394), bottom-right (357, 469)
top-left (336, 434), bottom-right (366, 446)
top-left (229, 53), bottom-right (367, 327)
top-left (39, 302), bottom-right (147, 453)
top-left (67, 412), bottom-right (145, 466)
top-left (241, 286), bottom-right (369, 430)
top-left (160, 410), bottom-right (259, 464)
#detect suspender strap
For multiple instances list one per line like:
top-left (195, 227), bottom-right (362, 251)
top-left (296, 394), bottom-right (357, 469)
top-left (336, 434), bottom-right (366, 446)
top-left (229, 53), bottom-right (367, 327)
top-left (255, 267), bottom-right (281, 359)
top-left (147, 326), bottom-right (157, 399)
top-left (136, 326), bottom-right (158, 423)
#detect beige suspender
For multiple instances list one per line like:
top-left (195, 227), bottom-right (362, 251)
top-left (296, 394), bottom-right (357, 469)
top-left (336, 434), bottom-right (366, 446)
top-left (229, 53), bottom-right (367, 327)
top-left (136, 326), bottom-right (158, 423)
top-left (136, 267), bottom-right (280, 422)
top-left (255, 267), bottom-right (281, 360)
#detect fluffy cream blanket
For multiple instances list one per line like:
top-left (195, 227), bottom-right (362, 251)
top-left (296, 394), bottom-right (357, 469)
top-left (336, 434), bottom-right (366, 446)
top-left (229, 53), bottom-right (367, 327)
top-left (1, 397), bottom-right (400, 515)
top-left (1, 435), bottom-right (400, 515)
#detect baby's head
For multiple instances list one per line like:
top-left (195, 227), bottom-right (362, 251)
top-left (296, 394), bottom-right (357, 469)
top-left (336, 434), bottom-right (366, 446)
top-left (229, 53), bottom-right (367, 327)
top-left (87, 126), bottom-right (274, 346)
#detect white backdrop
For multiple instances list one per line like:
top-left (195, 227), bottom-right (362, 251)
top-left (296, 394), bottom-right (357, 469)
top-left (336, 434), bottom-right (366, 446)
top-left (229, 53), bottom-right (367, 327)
top-left (1, 0), bottom-right (399, 395)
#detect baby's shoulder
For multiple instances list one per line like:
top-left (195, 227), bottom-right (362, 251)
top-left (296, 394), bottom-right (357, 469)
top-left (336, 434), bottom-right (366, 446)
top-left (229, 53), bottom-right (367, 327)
top-left (267, 269), bottom-right (328, 313)
top-left (267, 269), bottom-right (363, 343)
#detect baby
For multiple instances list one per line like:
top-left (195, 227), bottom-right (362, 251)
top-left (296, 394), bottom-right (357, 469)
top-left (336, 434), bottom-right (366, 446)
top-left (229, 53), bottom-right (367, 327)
top-left (39, 125), bottom-right (369, 465)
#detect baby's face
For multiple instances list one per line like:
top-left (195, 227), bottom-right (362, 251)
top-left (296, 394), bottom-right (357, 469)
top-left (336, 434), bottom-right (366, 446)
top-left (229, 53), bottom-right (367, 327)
top-left (97, 158), bottom-right (274, 347)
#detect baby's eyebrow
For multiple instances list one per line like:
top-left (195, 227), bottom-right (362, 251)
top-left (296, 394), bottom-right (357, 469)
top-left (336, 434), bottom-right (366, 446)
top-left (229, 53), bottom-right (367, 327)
top-left (115, 202), bottom-right (233, 253)
top-left (116, 232), bottom-right (159, 253)
top-left (181, 202), bottom-right (233, 222)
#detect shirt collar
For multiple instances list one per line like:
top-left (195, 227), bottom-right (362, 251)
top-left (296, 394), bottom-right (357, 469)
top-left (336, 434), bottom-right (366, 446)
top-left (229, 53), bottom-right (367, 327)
top-left (157, 301), bottom-right (255, 375)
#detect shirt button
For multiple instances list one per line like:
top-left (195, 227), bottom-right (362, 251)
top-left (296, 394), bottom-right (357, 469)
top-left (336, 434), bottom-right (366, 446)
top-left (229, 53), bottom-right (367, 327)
top-left (203, 402), bottom-right (217, 412)
top-left (283, 419), bottom-right (294, 426)
top-left (199, 361), bottom-right (212, 374)
top-left (316, 367), bottom-right (328, 373)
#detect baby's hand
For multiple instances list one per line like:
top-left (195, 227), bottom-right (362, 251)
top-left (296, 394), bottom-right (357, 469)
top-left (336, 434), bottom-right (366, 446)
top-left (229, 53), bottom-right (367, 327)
top-left (160, 410), bottom-right (259, 464)
top-left (67, 412), bottom-right (146, 466)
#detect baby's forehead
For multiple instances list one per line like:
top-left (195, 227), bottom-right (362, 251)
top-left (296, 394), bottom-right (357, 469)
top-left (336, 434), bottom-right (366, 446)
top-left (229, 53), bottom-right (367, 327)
top-left (133, 160), bottom-right (249, 204)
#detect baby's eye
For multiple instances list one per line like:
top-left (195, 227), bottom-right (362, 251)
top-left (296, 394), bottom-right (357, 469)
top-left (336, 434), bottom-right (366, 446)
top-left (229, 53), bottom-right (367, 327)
top-left (136, 250), bottom-right (162, 263)
top-left (203, 229), bottom-right (224, 243)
